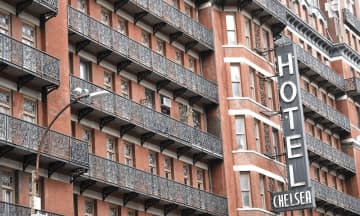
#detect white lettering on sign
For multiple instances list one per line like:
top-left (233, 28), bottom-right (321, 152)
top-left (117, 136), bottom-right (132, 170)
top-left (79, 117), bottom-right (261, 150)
top-left (273, 190), bottom-right (312, 208)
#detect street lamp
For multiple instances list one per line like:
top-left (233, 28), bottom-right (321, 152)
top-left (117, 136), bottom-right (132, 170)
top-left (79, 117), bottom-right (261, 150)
top-left (31, 87), bottom-right (108, 212)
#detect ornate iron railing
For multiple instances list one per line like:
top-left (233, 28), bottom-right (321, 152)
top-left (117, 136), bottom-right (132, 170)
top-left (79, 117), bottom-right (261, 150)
top-left (306, 134), bottom-right (355, 173)
top-left (68, 7), bottom-right (218, 102)
top-left (0, 201), bottom-right (63, 216)
top-left (0, 112), bottom-right (88, 167)
top-left (345, 77), bottom-right (360, 93)
top-left (0, 33), bottom-right (60, 85)
top-left (35, 0), bottom-right (58, 13)
top-left (294, 45), bottom-right (345, 91)
top-left (301, 90), bottom-right (351, 132)
top-left (312, 180), bottom-right (360, 215)
top-left (129, 0), bottom-right (213, 47)
top-left (87, 154), bottom-right (228, 216)
top-left (344, 8), bottom-right (360, 35)
top-left (70, 76), bottom-right (223, 157)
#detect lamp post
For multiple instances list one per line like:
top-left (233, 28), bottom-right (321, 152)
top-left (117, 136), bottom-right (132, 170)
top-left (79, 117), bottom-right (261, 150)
top-left (31, 88), bottom-right (108, 213)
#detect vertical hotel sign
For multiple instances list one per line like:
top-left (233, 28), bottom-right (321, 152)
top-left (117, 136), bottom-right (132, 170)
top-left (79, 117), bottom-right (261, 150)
top-left (271, 43), bottom-right (315, 212)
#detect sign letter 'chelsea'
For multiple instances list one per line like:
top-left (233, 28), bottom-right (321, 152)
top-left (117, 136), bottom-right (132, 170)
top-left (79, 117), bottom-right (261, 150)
top-left (271, 43), bottom-right (315, 212)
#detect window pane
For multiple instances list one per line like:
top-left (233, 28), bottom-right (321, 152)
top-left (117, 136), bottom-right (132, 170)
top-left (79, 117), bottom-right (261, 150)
top-left (230, 66), bottom-right (240, 81)
top-left (240, 173), bottom-right (249, 190)
top-left (225, 15), bottom-right (235, 30)
top-left (235, 118), bottom-right (244, 134)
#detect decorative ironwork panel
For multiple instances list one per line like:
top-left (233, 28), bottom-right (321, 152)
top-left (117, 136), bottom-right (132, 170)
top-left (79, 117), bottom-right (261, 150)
top-left (99, 24), bottom-right (112, 47)
top-left (112, 31), bottom-right (128, 57)
top-left (35, 0), bottom-right (58, 13)
top-left (49, 131), bottom-right (70, 160)
top-left (139, 45), bottom-right (152, 68)
top-left (71, 139), bottom-right (89, 167)
top-left (182, 13), bottom-right (193, 36)
top-left (128, 40), bottom-right (140, 62)
top-left (151, 52), bottom-right (166, 76)
top-left (136, 0), bottom-right (149, 9)
top-left (149, 0), bottom-right (162, 17)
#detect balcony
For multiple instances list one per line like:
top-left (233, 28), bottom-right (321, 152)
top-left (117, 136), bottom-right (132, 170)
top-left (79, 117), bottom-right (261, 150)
top-left (0, 33), bottom-right (60, 95)
top-left (294, 44), bottom-right (345, 96)
top-left (68, 7), bottom-right (218, 105)
top-left (345, 77), bottom-right (360, 101)
top-left (306, 134), bottom-right (355, 175)
top-left (5, 0), bottom-right (58, 22)
top-left (74, 154), bottom-right (227, 216)
top-left (344, 9), bottom-right (360, 36)
top-left (0, 201), bottom-right (63, 216)
top-left (301, 89), bottom-right (351, 133)
top-left (0, 112), bottom-right (88, 178)
top-left (70, 76), bottom-right (223, 160)
top-left (104, 0), bottom-right (213, 51)
top-left (312, 180), bottom-right (360, 215)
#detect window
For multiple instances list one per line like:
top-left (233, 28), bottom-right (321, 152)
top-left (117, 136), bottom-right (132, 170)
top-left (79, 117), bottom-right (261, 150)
top-left (81, 127), bottom-right (93, 153)
top-left (22, 23), bottom-right (35, 47)
top-left (148, 151), bottom-right (157, 174)
top-left (179, 103), bottom-right (188, 123)
top-left (254, 120), bottom-right (260, 152)
top-left (193, 110), bottom-right (201, 129)
top-left (225, 14), bottom-right (237, 45)
top-left (80, 60), bottom-right (90, 81)
top-left (120, 77), bottom-right (130, 98)
top-left (321, 91), bottom-right (327, 103)
top-left (160, 95), bottom-right (171, 115)
top-left (28, 173), bottom-right (41, 208)
top-left (272, 129), bottom-right (279, 160)
top-left (104, 72), bottom-right (113, 90)
top-left (188, 57), bottom-right (195, 71)
top-left (175, 50), bottom-right (183, 64)
top-left (262, 30), bottom-right (270, 59)
top-left (118, 18), bottom-right (127, 35)
top-left (0, 13), bottom-right (9, 35)
top-left (109, 206), bottom-right (118, 216)
top-left (267, 81), bottom-right (273, 109)
top-left (164, 157), bottom-right (173, 179)
top-left (244, 18), bottom-right (252, 48)
top-left (260, 175), bottom-right (266, 209)
top-left (77, 0), bottom-right (88, 13)
top-left (0, 169), bottom-right (14, 203)
top-left (84, 198), bottom-right (95, 216)
top-left (185, 4), bottom-right (192, 17)
top-left (183, 164), bottom-right (191, 185)
top-left (235, 116), bottom-right (246, 149)
top-left (128, 209), bottom-right (137, 216)
top-left (240, 172), bottom-right (251, 207)
top-left (100, 8), bottom-right (110, 25)
top-left (356, 106), bottom-right (360, 128)
top-left (23, 98), bottom-right (37, 123)
top-left (124, 142), bottom-right (134, 166)
top-left (106, 136), bottom-right (116, 161)
top-left (156, 39), bottom-right (164, 55)
top-left (141, 31), bottom-right (150, 47)
top-left (249, 68), bottom-right (256, 99)
top-left (321, 170), bottom-right (328, 185)
top-left (196, 169), bottom-right (204, 190)
top-left (143, 88), bottom-right (155, 109)
top-left (0, 89), bottom-right (11, 115)
top-left (230, 65), bottom-right (241, 97)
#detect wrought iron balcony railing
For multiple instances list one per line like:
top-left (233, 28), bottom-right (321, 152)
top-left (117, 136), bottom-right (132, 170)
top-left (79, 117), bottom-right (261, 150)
top-left (86, 154), bottom-right (228, 216)
top-left (306, 134), bottom-right (355, 174)
top-left (312, 180), bottom-right (360, 215)
top-left (301, 89), bottom-right (351, 132)
top-left (345, 77), bottom-right (360, 98)
top-left (344, 8), bottom-right (360, 36)
top-left (71, 76), bottom-right (223, 158)
top-left (0, 112), bottom-right (88, 168)
top-left (108, 0), bottom-right (213, 49)
top-left (34, 0), bottom-right (58, 12)
top-left (0, 201), bottom-right (63, 216)
top-left (0, 33), bottom-right (60, 88)
top-left (294, 44), bottom-right (345, 93)
top-left (68, 7), bottom-right (218, 103)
